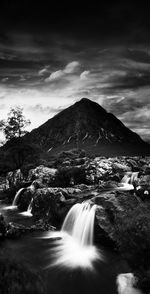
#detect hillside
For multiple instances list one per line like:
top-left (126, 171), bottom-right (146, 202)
top-left (23, 98), bottom-right (149, 156)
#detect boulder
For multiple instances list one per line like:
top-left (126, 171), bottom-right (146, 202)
top-left (138, 175), bottom-right (150, 186)
top-left (28, 165), bottom-right (57, 186)
top-left (6, 169), bottom-right (24, 189)
top-left (112, 162), bottom-right (131, 173)
top-left (32, 187), bottom-right (80, 223)
top-left (31, 186), bottom-right (97, 224)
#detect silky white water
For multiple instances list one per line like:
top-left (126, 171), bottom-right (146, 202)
top-left (2, 187), bottom-right (25, 210)
top-left (12, 188), bottom-right (25, 206)
top-left (117, 172), bottom-right (139, 191)
top-left (43, 202), bottom-right (103, 269)
top-left (19, 198), bottom-right (33, 217)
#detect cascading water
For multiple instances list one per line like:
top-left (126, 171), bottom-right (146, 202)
top-left (117, 172), bottom-right (139, 191)
top-left (62, 202), bottom-right (96, 245)
top-left (130, 172), bottom-right (139, 185)
top-left (12, 188), bottom-right (25, 206)
top-left (3, 187), bottom-right (25, 210)
top-left (43, 202), bottom-right (103, 269)
top-left (19, 198), bottom-right (33, 217)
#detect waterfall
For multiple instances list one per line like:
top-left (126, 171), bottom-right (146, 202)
top-left (121, 172), bottom-right (139, 185)
top-left (12, 188), bottom-right (25, 206)
top-left (3, 187), bottom-right (25, 210)
top-left (43, 202), bottom-right (103, 269)
top-left (121, 173), bottom-right (131, 184)
top-left (117, 172), bottom-right (139, 192)
top-left (62, 202), bottom-right (96, 246)
top-left (19, 198), bottom-right (33, 217)
top-left (130, 172), bottom-right (139, 185)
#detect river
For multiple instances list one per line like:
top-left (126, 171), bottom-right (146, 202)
top-left (0, 199), bottom-right (129, 294)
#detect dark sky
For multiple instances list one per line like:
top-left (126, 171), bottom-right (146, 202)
top-left (0, 1), bottom-right (150, 141)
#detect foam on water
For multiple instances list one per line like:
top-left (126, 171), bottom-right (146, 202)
top-left (43, 202), bottom-right (103, 269)
top-left (117, 172), bottom-right (139, 191)
top-left (19, 198), bottom-right (33, 217)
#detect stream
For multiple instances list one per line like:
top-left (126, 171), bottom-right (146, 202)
top-left (0, 197), bottom-right (130, 294)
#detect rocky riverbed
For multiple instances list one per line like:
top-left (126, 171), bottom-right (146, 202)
top-left (0, 153), bottom-right (150, 293)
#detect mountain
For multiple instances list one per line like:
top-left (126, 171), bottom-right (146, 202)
top-left (24, 98), bottom-right (149, 156)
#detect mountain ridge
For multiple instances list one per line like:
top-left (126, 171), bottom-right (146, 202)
top-left (22, 98), bottom-right (149, 156)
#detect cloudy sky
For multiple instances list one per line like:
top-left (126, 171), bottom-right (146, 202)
top-left (0, 1), bottom-right (150, 142)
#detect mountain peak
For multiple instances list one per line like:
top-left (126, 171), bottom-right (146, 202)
top-left (72, 98), bottom-right (107, 115)
top-left (75, 97), bottom-right (104, 108)
top-left (77, 97), bottom-right (93, 103)
top-left (24, 97), bottom-right (149, 156)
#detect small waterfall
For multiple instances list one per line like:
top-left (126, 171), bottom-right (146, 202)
top-left (121, 173), bottom-right (131, 184)
top-left (2, 182), bottom-right (36, 211)
top-left (117, 172), bottom-right (139, 191)
top-left (43, 202), bottom-right (103, 269)
top-left (62, 202), bottom-right (96, 246)
top-left (130, 172), bottom-right (139, 185)
top-left (19, 198), bottom-right (33, 217)
top-left (27, 198), bottom-right (33, 214)
top-left (121, 172), bottom-right (139, 185)
top-left (3, 187), bottom-right (25, 210)
top-left (12, 188), bottom-right (25, 206)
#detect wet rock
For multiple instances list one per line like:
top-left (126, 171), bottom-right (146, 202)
top-left (98, 180), bottom-right (119, 190)
top-left (90, 189), bottom-right (140, 246)
top-left (32, 188), bottom-right (75, 223)
top-left (138, 175), bottom-right (150, 186)
top-left (30, 219), bottom-right (56, 231)
top-left (6, 169), bottom-right (24, 189)
top-left (28, 165), bottom-right (57, 186)
top-left (31, 186), bottom-right (95, 223)
top-left (112, 162), bottom-right (131, 173)
top-left (6, 222), bottom-right (27, 239)
top-left (135, 185), bottom-right (150, 201)
top-left (126, 158), bottom-right (139, 171)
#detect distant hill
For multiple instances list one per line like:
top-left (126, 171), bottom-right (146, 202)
top-left (22, 98), bottom-right (150, 156)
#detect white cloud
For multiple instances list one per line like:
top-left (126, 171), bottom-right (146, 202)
top-left (45, 70), bottom-right (64, 82)
top-left (38, 68), bottom-right (49, 76)
top-left (80, 70), bottom-right (90, 80)
top-left (45, 61), bottom-right (80, 82)
top-left (64, 61), bottom-right (80, 74)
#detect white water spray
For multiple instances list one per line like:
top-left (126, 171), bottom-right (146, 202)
top-left (43, 202), bottom-right (103, 269)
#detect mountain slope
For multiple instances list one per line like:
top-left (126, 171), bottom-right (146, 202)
top-left (24, 98), bottom-right (149, 156)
